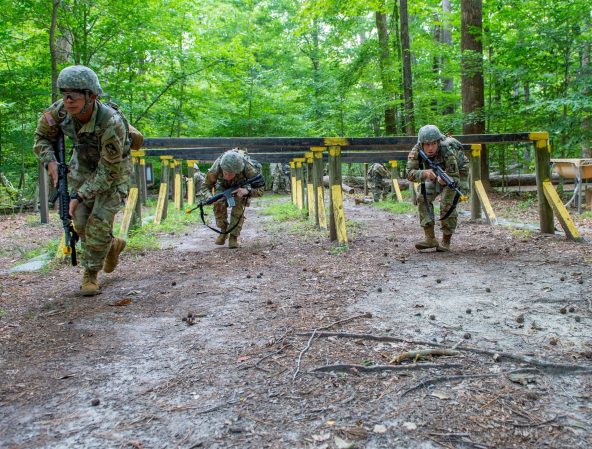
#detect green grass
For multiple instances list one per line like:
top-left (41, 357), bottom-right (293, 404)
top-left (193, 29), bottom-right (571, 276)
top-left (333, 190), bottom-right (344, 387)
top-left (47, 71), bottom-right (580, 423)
top-left (22, 239), bottom-right (59, 260)
top-left (260, 201), bottom-right (307, 221)
top-left (372, 199), bottom-right (417, 215)
top-left (0, 308), bottom-right (5, 319)
top-left (580, 211), bottom-right (592, 219)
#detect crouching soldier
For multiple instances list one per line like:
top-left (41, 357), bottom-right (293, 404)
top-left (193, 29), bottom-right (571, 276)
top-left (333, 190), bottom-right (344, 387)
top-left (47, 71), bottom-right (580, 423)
top-left (406, 125), bottom-right (462, 252)
top-left (201, 150), bottom-right (263, 248)
top-left (33, 65), bottom-right (133, 295)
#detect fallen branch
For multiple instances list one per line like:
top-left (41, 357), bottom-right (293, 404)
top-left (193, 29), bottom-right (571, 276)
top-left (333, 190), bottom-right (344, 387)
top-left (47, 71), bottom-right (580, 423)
top-left (390, 349), bottom-right (460, 364)
top-left (292, 313), bottom-right (372, 381)
top-left (297, 331), bottom-right (592, 375)
top-left (311, 362), bottom-right (462, 374)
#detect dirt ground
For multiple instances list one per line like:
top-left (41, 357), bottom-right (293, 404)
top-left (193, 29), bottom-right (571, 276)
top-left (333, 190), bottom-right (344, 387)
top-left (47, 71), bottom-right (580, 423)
top-left (1, 192), bottom-right (592, 449)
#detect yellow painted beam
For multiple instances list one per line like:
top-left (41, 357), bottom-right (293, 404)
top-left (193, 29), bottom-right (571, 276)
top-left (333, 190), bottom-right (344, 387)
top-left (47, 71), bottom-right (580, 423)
top-left (473, 180), bottom-right (497, 225)
top-left (471, 144), bottom-right (482, 158)
top-left (392, 179), bottom-right (403, 202)
top-left (542, 181), bottom-right (583, 242)
top-left (160, 155), bottom-right (173, 161)
top-left (154, 183), bottom-right (168, 224)
top-left (330, 184), bottom-right (348, 244)
top-left (328, 146), bottom-right (342, 157)
top-left (324, 137), bottom-right (349, 147)
top-left (131, 150), bottom-right (145, 158)
top-left (119, 187), bottom-right (138, 238)
top-left (311, 146), bottom-right (326, 152)
top-left (528, 131), bottom-right (549, 141)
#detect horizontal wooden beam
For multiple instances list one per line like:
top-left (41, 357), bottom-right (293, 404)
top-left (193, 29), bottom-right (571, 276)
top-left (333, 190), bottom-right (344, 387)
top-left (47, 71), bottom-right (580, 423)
top-left (142, 133), bottom-right (539, 150)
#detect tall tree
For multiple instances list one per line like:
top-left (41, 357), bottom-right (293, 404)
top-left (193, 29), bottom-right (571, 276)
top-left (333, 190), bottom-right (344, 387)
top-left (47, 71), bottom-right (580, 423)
top-left (399, 0), bottom-right (415, 135)
top-left (375, 10), bottom-right (397, 134)
top-left (461, 0), bottom-right (487, 183)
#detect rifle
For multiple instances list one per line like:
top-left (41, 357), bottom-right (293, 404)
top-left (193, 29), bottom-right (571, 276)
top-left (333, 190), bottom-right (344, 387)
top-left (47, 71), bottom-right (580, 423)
top-left (418, 148), bottom-right (467, 220)
top-left (186, 173), bottom-right (265, 234)
top-left (45, 112), bottom-right (79, 265)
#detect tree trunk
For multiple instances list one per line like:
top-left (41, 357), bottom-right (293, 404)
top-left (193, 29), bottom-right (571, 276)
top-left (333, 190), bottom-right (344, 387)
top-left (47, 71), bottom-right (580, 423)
top-left (461, 0), bottom-right (488, 186)
top-left (581, 16), bottom-right (591, 158)
top-left (399, 0), bottom-right (415, 135)
top-left (50, 0), bottom-right (60, 103)
top-left (375, 11), bottom-right (397, 135)
top-left (441, 0), bottom-right (454, 116)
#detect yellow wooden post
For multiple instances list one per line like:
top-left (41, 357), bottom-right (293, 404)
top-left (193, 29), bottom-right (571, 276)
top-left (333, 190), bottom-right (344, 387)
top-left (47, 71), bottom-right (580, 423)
top-left (186, 159), bottom-right (197, 206)
top-left (470, 144), bottom-right (483, 220)
top-left (119, 187), bottom-right (139, 238)
top-left (328, 145), bottom-right (347, 244)
top-left (311, 147), bottom-right (327, 229)
top-left (294, 158), bottom-right (306, 210)
top-left (531, 132), bottom-right (555, 234)
top-left (388, 160), bottom-right (403, 202)
top-left (305, 152), bottom-right (315, 222)
top-left (173, 160), bottom-right (183, 210)
top-left (542, 181), bottom-right (583, 241)
top-left (289, 161), bottom-right (296, 205)
top-left (154, 156), bottom-right (172, 224)
top-left (364, 163), bottom-right (369, 196)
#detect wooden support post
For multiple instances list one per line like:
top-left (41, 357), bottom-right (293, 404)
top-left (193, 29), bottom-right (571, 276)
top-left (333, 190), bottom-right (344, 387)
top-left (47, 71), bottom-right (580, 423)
top-left (328, 145), bottom-right (347, 244)
top-left (119, 187), bottom-right (138, 239)
top-left (388, 160), bottom-right (403, 202)
top-left (173, 160), bottom-right (183, 210)
top-left (289, 161), bottom-right (296, 205)
top-left (542, 181), bottom-right (582, 241)
top-left (470, 144), bottom-right (483, 220)
top-left (186, 159), bottom-right (197, 206)
top-left (294, 158), bottom-right (306, 210)
top-left (531, 132), bottom-right (555, 234)
top-left (38, 161), bottom-right (49, 224)
top-left (311, 147), bottom-right (327, 229)
top-left (130, 155), bottom-right (142, 228)
top-left (364, 163), bottom-right (368, 196)
top-left (305, 152), bottom-right (315, 222)
top-left (154, 156), bottom-right (172, 224)
top-left (132, 150), bottom-right (147, 206)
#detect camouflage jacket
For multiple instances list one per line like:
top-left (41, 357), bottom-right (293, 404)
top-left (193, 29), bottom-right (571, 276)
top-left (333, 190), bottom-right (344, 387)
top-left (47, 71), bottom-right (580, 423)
top-left (202, 155), bottom-right (263, 198)
top-left (406, 143), bottom-right (460, 184)
top-left (33, 99), bottom-right (131, 200)
top-left (369, 163), bottom-right (389, 179)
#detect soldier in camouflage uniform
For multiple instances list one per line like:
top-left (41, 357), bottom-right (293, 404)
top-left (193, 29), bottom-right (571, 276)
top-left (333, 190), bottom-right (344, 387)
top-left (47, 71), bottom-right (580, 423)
top-left (202, 151), bottom-right (263, 248)
top-left (272, 163), bottom-right (291, 194)
top-left (406, 125), bottom-right (462, 252)
top-left (369, 162), bottom-right (390, 202)
top-left (33, 65), bottom-right (131, 295)
top-left (193, 163), bottom-right (205, 201)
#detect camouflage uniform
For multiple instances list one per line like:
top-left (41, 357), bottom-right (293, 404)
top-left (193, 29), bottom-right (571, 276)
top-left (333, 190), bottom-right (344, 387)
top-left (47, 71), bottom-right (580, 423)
top-left (34, 100), bottom-right (130, 272)
top-left (201, 152), bottom-right (263, 239)
top-left (369, 163), bottom-right (390, 202)
top-left (272, 163), bottom-right (291, 194)
top-left (193, 170), bottom-right (205, 200)
top-left (406, 142), bottom-right (460, 235)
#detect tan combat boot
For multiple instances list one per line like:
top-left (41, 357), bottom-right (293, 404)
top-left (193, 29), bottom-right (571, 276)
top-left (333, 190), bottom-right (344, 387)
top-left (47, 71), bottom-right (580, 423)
top-left (215, 233), bottom-right (228, 245)
top-left (415, 225), bottom-right (439, 251)
top-left (228, 235), bottom-right (239, 249)
top-left (103, 238), bottom-right (126, 273)
top-left (437, 233), bottom-right (452, 252)
top-left (80, 270), bottom-right (100, 296)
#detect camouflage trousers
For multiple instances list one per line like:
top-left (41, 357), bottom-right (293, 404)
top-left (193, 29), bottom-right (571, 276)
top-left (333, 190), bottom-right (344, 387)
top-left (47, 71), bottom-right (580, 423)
top-left (213, 197), bottom-right (248, 237)
top-left (371, 177), bottom-right (388, 202)
top-left (72, 185), bottom-right (127, 271)
top-left (416, 182), bottom-right (457, 235)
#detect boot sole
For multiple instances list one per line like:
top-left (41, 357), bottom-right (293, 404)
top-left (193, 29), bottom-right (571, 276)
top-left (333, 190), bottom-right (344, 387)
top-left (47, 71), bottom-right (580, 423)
top-left (103, 240), bottom-right (126, 273)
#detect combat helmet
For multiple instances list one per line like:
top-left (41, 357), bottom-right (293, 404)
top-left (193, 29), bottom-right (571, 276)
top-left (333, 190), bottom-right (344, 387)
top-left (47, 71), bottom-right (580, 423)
top-left (57, 65), bottom-right (103, 95)
top-left (220, 151), bottom-right (245, 174)
top-left (418, 125), bottom-right (445, 144)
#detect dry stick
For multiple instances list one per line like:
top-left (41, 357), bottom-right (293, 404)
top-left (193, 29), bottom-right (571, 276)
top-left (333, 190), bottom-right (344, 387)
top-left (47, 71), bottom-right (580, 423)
top-left (389, 349), bottom-right (460, 364)
top-left (292, 313), bottom-right (373, 381)
top-left (311, 362), bottom-right (463, 374)
top-left (297, 331), bottom-right (592, 375)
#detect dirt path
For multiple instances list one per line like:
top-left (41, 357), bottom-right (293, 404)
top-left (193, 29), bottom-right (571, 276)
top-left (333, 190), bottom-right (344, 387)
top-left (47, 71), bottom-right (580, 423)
top-left (1, 196), bottom-right (592, 449)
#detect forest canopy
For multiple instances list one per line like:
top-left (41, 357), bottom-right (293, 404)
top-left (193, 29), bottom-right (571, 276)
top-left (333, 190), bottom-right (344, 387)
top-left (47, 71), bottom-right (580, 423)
top-left (1, 0), bottom-right (591, 190)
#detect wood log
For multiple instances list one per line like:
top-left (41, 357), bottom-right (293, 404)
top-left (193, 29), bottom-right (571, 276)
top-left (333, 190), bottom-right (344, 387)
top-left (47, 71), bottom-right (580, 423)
top-left (489, 173), bottom-right (561, 187)
top-left (322, 176), bottom-right (354, 194)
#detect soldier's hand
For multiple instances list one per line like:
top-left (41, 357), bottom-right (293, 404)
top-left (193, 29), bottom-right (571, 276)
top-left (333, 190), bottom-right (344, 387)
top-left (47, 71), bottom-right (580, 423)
top-left (47, 161), bottom-right (59, 188)
top-left (234, 187), bottom-right (250, 198)
top-left (68, 198), bottom-right (80, 216)
top-left (422, 170), bottom-right (436, 182)
top-left (436, 176), bottom-right (447, 186)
